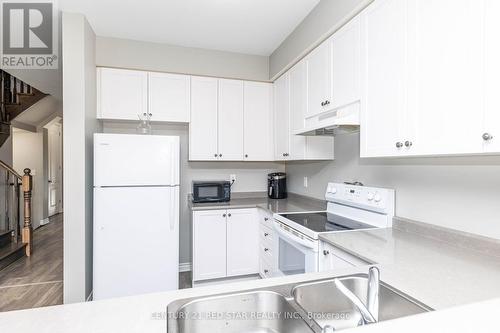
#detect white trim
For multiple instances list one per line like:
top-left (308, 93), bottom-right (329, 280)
top-left (179, 262), bottom-right (191, 272)
top-left (40, 218), bottom-right (50, 226)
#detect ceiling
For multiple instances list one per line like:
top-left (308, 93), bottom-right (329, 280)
top-left (59, 0), bottom-right (320, 56)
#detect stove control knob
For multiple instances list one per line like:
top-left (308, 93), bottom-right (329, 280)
top-left (367, 193), bottom-right (374, 201)
top-left (374, 193), bottom-right (382, 202)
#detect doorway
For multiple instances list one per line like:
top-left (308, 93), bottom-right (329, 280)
top-left (45, 118), bottom-right (63, 216)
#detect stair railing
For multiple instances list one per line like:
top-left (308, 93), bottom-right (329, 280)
top-left (0, 160), bottom-right (33, 256)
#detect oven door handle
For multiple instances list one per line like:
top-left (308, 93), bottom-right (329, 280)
top-left (273, 222), bottom-right (317, 250)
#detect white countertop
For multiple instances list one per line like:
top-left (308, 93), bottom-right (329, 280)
top-left (3, 225), bottom-right (500, 332)
top-left (319, 227), bottom-right (500, 310)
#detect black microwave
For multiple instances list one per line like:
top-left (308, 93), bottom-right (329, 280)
top-left (192, 181), bottom-right (231, 203)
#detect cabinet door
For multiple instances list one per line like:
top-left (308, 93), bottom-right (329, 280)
top-left (97, 68), bottom-right (148, 120)
top-left (193, 210), bottom-right (227, 281)
top-left (483, 0), bottom-right (500, 153)
top-left (306, 39), bottom-right (333, 118)
top-left (274, 73), bottom-right (290, 160)
top-left (226, 209), bottom-right (259, 277)
top-left (331, 15), bottom-right (361, 110)
top-left (407, 0), bottom-right (483, 155)
top-left (288, 62), bottom-right (307, 160)
top-left (218, 79), bottom-right (244, 160)
top-left (319, 242), bottom-right (355, 272)
top-left (359, 0), bottom-right (408, 157)
top-left (148, 72), bottom-right (190, 122)
top-left (189, 76), bottom-right (218, 160)
top-left (243, 82), bottom-right (274, 161)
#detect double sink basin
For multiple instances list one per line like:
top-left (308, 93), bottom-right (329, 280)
top-left (167, 274), bottom-right (432, 333)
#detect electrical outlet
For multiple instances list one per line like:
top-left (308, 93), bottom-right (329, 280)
top-left (230, 174), bottom-right (236, 183)
top-left (303, 176), bottom-right (308, 188)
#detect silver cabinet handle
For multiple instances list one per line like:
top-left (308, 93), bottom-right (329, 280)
top-left (323, 250), bottom-right (330, 256)
top-left (245, 154), bottom-right (248, 158)
top-left (396, 142), bottom-right (403, 148)
top-left (264, 248), bottom-right (269, 252)
top-left (228, 213), bottom-right (231, 217)
top-left (483, 133), bottom-right (493, 141)
top-left (264, 269), bottom-right (269, 273)
top-left (264, 217), bottom-right (269, 221)
top-left (264, 233), bottom-right (269, 237)
top-left (214, 153), bottom-right (218, 157)
top-left (219, 154), bottom-right (222, 157)
top-left (325, 100), bottom-right (330, 105)
top-left (222, 213), bottom-right (226, 218)
top-left (404, 141), bottom-right (413, 147)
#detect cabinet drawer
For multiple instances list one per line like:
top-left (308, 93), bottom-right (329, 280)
top-left (260, 224), bottom-right (274, 243)
top-left (260, 241), bottom-right (273, 262)
top-left (259, 258), bottom-right (273, 279)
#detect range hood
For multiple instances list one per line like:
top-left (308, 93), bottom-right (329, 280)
top-left (294, 103), bottom-right (360, 136)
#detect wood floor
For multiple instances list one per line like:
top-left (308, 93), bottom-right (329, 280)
top-left (0, 214), bottom-right (63, 312)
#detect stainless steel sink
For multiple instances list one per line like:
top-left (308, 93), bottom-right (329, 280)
top-left (171, 291), bottom-right (314, 333)
top-left (167, 273), bottom-right (432, 333)
top-left (292, 276), bottom-right (432, 331)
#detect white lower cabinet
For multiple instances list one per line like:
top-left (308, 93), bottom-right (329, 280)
top-left (193, 208), bottom-right (259, 282)
top-left (192, 209), bottom-right (227, 281)
top-left (226, 209), bottom-right (260, 277)
top-left (319, 241), bottom-right (369, 272)
top-left (258, 209), bottom-right (275, 278)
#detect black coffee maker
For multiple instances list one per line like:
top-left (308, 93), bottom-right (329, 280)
top-left (268, 172), bottom-right (287, 199)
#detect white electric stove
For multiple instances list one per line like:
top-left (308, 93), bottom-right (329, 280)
top-left (272, 183), bottom-right (395, 276)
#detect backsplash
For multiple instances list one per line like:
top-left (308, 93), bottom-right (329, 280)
top-left (286, 133), bottom-right (500, 240)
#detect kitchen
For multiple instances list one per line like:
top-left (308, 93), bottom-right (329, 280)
top-left (2, 0), bottom-right (500, 332)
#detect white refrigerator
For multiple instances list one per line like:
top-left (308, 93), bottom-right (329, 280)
top-left (93, 133), bottom-right (180, 300)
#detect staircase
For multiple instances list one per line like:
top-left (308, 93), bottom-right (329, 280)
top-left (1, 70), bottom-right (47, 146)
top-left (0, 69), bottom-right (40, 271)
top-left (0, 163), bottom-right (33, 272)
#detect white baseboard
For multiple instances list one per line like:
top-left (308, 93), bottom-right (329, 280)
top-left (40, 218), bottom-right (50, 226)
top-left (179, 262), bottom-right (192, 272)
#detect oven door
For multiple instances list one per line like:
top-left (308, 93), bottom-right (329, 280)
top-left (273, 221), bottom-right (319, 277)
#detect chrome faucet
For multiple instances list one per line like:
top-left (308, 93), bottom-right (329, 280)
top-left (333, 266), bottom-right (380, 326)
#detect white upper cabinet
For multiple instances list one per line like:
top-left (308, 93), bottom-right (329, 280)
top-left (360, 0), bottom-right (409, 157)
top-left (306, 40), bottom-right (333, 118)
top-left (274, 73), bottom-right (290, 160)
top-left (97, 68), bottom-right (148, 120)
top-left (331, 15), bottom-right (361, 110)
top-left (218, 79), bottom-right (244, 161)
top-left (288, 62), bottom-right (307, 160)
top-left (243, 82), bottom-right (274, 161)
top-left (189, 76), bottom-right (219, 161)
top-left (148, 72), bottom-right (190, 122)
top-left (484, 0), bottom-right (500, 153)
top-left (407, 0), bottom-right (484, 155)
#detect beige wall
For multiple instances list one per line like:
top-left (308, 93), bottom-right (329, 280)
top-left (102, 122), bottom-right (285, 264)
top-left (96, 36), bottom-right (270, 82)
top-left (62, 12), bottom-right (100, 303)
top-left (286, 134), bottom-right (500, 240)
top-left (269, 0), bottom-right (370, 79)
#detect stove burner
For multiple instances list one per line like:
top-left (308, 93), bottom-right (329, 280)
top-left (278, 212), bottom-right (374, 233)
